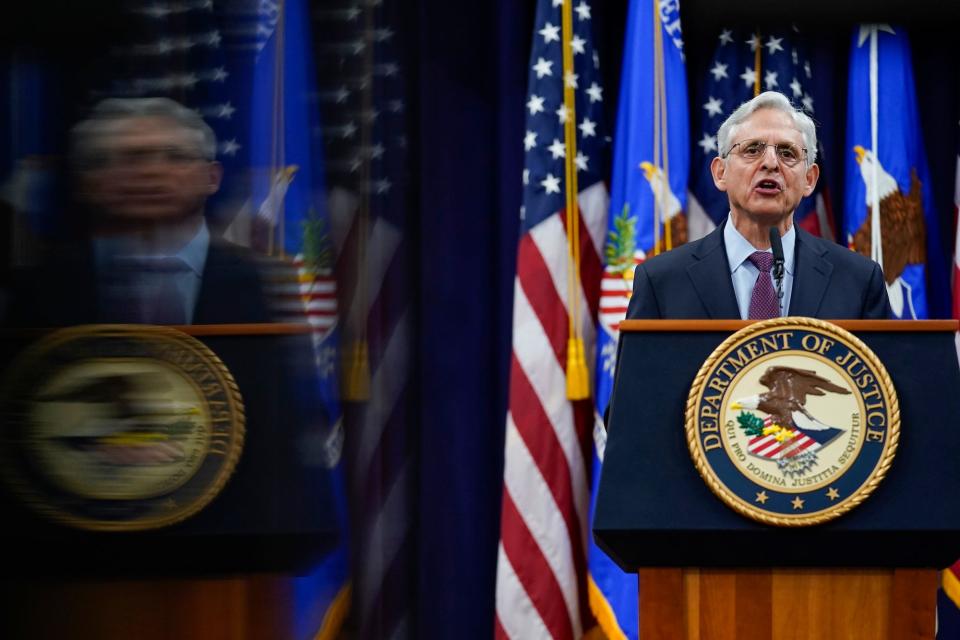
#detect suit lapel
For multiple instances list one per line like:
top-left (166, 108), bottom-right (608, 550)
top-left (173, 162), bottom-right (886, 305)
top-left (686, 223), bottom-right (741, 319)
top-left (789, 229), bottom-right (832, 316)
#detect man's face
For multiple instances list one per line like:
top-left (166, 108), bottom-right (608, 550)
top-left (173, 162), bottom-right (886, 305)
top-left (709, 108), bottom-right (819, 225)
top-left (82, 116), bottom-right (221, 224)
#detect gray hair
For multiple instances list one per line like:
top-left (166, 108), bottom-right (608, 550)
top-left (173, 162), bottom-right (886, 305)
top-left (717, 91), bottom-right (817, 165)
top-left (71, 97), bottom-right (217, 167)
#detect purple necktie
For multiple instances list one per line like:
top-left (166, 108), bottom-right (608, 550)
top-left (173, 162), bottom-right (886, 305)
top-left (747, 251), bottom-right (780, 320)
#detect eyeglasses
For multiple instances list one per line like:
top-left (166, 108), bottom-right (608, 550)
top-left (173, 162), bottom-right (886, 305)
top-left (90, 146), bottom-right (207, 169)
top-left (722, 139), bottom-right (807, 167)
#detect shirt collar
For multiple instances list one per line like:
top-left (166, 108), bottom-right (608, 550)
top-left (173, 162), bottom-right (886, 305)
top-left (724, 216), bottom-right (796, 275)
top-left (93, 219), bottom-right (209, 277)
top-left (176, 220), bottom-right (209, 277)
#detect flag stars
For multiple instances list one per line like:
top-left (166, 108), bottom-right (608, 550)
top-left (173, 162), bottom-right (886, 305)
top-left (801, 93), bottom-right (814, 112)
top-left (211, 67), bottom-right (228, 82)
top-left (765, 36), bottom-right (784, 54)
top-left (578, 117), bottom-right (596, 137)
top-left (718, 29), bottom-right (734, 45)
top-left (527, 94), bottom-right (545, 115)
top-left (556, 104), bottom-right (571, 124)
top-left (709, 61), bottom-right (729, 81)
top-left (586, 82), bottom-right (603, 103)
top-left (523, 169), bottom-right (530, 185)
top-left (373, 28), bottom-right (394, 42)
top-left (570, 35), bottom-right (586, 55)
top-left (564, 71), bottom-right (578, 89)
top-left (206, 30), bottom-right (221, 47)
top-left (790, 78), bottom-right (802, 97)
top-left (574, 1), bottom-right (591, 20)
top-left (374, 179), bottom-right (392, 195)
top-left (592, 51), bottom-right (600, 69)
top-left (548, 138), bottom-right (566, 159)
top-left (532, 57), bottom-right (554, 78)
top-left (804, 61), bottom-right (812, 78)
top-left (220, 139), bottom-right (240, 156)
top-left (539, 22), bottom-right (560, 44)
top-left (746, 34), bottom-right (761, 52)
top-left (698, 133), bottom-right (717, 154)
top-left (524, 131), bottom-right (538, 151)
top-left (739, 67), bottom-right (757, 88)
top-left (552, 0), bottom-right (563, 6)
top-left (764, 70), bottom-right (779, 90)
top-left (791, 496), bottom-right (805, 510)
top-left (792, 49), bottom-right (799, 65)
top-left (703, 96), bottom-right (723, 117)
top-left (574, 151), bottom-right (588, 171)
top-left (541, 173), bottom-right (561, 194)
top-left (217, 102), bottom-right (235, 119)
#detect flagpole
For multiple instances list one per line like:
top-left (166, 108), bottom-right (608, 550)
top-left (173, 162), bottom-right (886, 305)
top-left (343, 3), bottom-right (374, 401)
top-left (561, 0), bottom-right (589, 400)
top-left (868, 26), bottom-right (884, 273)
top-left (657, 5), bottom-right (670, 252)
top-left (753, 31), bottom-right (762, 97)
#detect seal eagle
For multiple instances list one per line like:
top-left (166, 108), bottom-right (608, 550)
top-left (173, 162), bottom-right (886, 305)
top-left (732, 366), bottom-right (850, 445)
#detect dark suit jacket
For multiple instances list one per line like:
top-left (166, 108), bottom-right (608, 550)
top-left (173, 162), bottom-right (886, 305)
top-left (9, 239), bottom-right (270, 327)
top-left (626, 220), bottom-right (892, 320)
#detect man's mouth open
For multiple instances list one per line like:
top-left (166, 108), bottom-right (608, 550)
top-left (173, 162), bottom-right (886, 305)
top-left (753, 179), bottom-right (782, 195)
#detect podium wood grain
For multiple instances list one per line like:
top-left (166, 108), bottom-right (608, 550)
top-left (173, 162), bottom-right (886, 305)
top-left (639, 568), bottom-right (937, 639)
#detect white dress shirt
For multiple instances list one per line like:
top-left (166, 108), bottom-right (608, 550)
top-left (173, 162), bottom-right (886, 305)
top-left (723, 218), bottom-right (795, 320)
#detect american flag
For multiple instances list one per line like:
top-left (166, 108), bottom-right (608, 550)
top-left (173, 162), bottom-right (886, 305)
top-left (689, 27), bottom-right (836, 240)
top-left (748, 417), bottom-right (822, 460)
top-left (312, 1), bottom-right (415, 638)
top-left (494, 0), bottom-right (608, 637)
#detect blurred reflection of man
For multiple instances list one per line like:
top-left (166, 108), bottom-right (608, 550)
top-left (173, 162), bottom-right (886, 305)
top-left (13, 97), bottom-right (269, 326)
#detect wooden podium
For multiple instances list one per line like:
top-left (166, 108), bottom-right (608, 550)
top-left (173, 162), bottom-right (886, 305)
top-left (593, 320), bottom-right (960, 640)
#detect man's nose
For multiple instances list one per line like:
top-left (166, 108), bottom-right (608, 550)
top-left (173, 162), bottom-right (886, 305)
top-left (759, 145), bottom-right (780, 169)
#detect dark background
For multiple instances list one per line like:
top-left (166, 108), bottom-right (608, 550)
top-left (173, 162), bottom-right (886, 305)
top-left (2, 1), bottom-right (959, 638)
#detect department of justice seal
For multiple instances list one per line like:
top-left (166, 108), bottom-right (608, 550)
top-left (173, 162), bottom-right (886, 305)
top-left (686, 317), bottom-right (899, 526)
top-left (0, 325), bottom-right (244, 531)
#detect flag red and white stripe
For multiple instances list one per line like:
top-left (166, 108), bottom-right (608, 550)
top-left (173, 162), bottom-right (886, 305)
top-left (495, 183), bottom-right (608, 639)
top-left (330, 187), bottom-right (413, 640)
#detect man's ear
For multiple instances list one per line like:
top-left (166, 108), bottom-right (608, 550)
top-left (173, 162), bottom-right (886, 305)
top-left (710, 156), bottom-right (727, 192)
top-left (206, 161), bottom-right (223, 196)
top-left (803, 162), bottom-right (820, 196)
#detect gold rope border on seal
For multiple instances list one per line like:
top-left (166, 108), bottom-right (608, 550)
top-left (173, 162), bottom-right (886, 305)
top-left (0, 324), bottom-right (246, 532)
top-left (684, 317), bottom-right (900, 527)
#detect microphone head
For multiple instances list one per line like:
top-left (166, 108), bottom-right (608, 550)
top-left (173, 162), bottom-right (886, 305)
top-left (769, 227), bottom-right (785, 262)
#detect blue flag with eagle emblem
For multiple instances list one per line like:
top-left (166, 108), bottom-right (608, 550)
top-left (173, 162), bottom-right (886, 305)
top-left (843, 25), bottom-right (948, 319)
top-left (590, 1), bottom-right (688, 637)
top-left (248, 0), bottom-right (350, 637)
top-left (689, 26), bottom-right (835, 241)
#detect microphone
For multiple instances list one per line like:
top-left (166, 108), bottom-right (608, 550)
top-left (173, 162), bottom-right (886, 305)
top-left (769, 227), bottom-right (785, 314)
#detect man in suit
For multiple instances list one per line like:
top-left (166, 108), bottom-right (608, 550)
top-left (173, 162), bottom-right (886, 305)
top-left (9, 97), bottom-right (269, 326)
top-left (5, 99), bottom-right (336, 542)
top-left (627, 91), bottom-right (891, 320)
